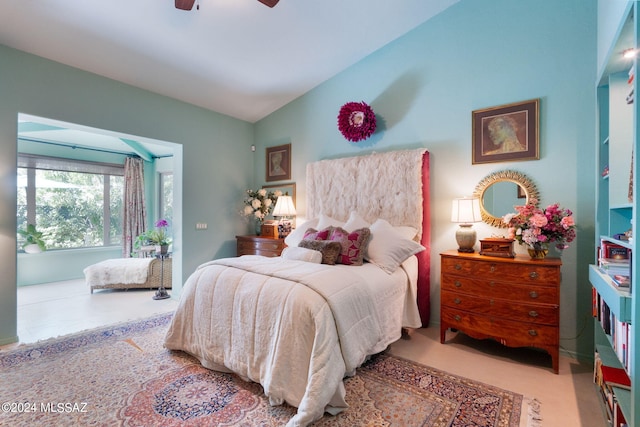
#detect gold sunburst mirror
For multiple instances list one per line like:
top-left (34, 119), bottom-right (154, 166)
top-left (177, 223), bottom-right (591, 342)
top-left (472, 170), bottom-right (539, 227)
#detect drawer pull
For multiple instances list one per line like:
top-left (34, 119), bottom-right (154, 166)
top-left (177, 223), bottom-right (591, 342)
top-left (490, 265), bottom-right (496, 272)
top-left (529, 311), bottom-right (539, 318)
top-left (529, 271), bottom-right (539, 279)
top-left (528, 329), bottom-right (538, 337)
top-left (490, 281), bottom-right (495, 287)
top-left (454, 263), bottom-right (462, 270)
top-left (454, 315), bottom-right (461, 322)
top-left (454, 281), bottom-right (462, 288)
top-left (454, 298), bottom-right (461, 304)
top-left (529, 291), bottom-right (538, 299)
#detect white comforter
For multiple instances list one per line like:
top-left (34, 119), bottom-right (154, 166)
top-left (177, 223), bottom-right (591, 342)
top-left (164, 255), bottom-right (420, 426)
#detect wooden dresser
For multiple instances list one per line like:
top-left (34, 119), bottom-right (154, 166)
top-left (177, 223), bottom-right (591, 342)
top-left (440, 250), bottom-right (562, 373)
top-left (236, 235), bottom-right (285, 257)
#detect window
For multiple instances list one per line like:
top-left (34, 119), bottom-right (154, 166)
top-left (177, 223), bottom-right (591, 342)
top-left (158, 172), bottom-right (173, 223)
top-left (17, 154), bottom-right (124, 250)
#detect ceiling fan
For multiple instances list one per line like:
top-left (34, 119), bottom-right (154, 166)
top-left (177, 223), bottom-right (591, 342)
top-left (175, 0), bottom-right (279, 10)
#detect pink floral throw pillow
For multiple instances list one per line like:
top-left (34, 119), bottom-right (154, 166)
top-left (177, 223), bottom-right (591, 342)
top-left (329, 227), bottom-right (371, 265)
top-left (302, 227), bottom-right (333, 241)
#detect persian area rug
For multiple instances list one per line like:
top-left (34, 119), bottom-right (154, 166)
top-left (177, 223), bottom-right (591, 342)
top-left (0, 314), bottom-right (523, 426)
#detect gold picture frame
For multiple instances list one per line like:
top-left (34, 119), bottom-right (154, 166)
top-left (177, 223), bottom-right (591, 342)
top-left (262, 182), bottom-right (296, 205)
top-left (472, 99), bottom-right (539, 164)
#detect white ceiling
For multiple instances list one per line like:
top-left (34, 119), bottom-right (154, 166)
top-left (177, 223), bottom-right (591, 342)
top-left (0, 0), bottom-right (459, 124)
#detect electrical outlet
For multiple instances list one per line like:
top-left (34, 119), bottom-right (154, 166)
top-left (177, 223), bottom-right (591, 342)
top-left (196, 223), bottom-right (208, 230)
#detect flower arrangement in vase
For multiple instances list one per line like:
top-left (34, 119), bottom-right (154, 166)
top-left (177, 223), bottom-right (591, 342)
top-left (502, 199), bottom-right (576, 259)
top-left (242, 188), bottom-right (281, 235)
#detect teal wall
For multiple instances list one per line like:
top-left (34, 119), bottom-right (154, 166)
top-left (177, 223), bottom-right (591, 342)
top-left (0, 44), bottom-right (254, 345)
top-left (254, 0), bottom-right (598, 359)
top-left (597, 0), bottom-right (633, 76)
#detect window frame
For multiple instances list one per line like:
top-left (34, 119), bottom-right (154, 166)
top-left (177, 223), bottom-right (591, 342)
top-left (17, 154), bottom-right (125, 250)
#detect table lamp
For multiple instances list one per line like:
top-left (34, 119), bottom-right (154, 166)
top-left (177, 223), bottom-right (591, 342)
top-left (273, 194), bottom-right (297, 238)
top-left (451, 197), bottom-right (482, 253)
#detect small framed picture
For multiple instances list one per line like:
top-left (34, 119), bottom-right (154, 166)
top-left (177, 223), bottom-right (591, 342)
top-left (266, 143), bottom-right (291, 182)
top-left (472, 99), bottom-right (539, 164)
top-left (262, 182), bottom-right (296, 205)
top-left (517, 185), bottom-right (526, 199)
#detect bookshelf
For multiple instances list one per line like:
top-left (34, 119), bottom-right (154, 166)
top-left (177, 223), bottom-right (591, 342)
top-left (591, 3), bottom-right (639, 426)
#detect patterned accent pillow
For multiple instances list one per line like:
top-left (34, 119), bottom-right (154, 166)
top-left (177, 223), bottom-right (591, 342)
top-left (302, 227), bottom-right (333, 241)
top-left (298, 240), bottom-right (342, 265)
top-left (329, 227), bottom-right (371, 266)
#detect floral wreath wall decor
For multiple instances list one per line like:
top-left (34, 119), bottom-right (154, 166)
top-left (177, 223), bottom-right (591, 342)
top-left (337, 101), bottom-right (376, 142)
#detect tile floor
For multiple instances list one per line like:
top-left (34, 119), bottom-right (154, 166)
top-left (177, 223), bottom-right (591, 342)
top-left (14, 279), bottom-right (178, 344)
top-left (5, 279), bottom-right (606, 426)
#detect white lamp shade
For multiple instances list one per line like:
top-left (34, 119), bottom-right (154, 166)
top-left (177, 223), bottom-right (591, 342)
top-left (451, 197), bottom-right (482, 224)
top-left (273, 195), bottom-right (297, 217)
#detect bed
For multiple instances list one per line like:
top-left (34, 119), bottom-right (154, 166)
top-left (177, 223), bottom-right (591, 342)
top-left (164, 148), bottom-right (430, 426)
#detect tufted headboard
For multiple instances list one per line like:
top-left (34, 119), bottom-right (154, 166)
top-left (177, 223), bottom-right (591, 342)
top-left (306, 148), bottom-right (431, 327)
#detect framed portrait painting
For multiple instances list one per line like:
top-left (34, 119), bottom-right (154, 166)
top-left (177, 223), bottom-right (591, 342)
top-left (472, 99), bottom-right (539, 164)
top-left (266, 143), bottom-right (291, 182)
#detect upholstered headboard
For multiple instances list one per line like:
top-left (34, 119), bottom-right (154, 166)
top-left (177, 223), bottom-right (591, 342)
top-left (306, 148), bottom-right (431, 326)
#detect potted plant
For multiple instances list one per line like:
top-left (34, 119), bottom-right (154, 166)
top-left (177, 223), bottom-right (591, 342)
top-left (148, 219), bottom-right (172, 254)
top-left (18, 224), bottom-right (46, 254)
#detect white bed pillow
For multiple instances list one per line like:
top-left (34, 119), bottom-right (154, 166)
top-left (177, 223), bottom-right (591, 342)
top-left (317, 213), bottom-right (344, 230)
top-left (284, 218), bottom-right (319, 247)
top-left (366, 218), bottom-right (425, 274)
top-left (394, 225), bottom-right (419, 241)
top-left (280, 246), bottom-right (322, 264)
top-left (343, 211), bottom-right (370, 232)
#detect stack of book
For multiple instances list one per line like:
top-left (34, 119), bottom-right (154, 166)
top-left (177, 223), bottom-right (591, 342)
top-left (598, 240), bottom-right (631, 289)
top-left (599, 258), bottom-right (630, 287)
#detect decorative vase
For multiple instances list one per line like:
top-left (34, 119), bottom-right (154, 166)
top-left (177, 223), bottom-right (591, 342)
top-left (155, 244), bottom-right (169, 255)
top-left (527, 244), bottom-right (549, 259)
top-left (23, 243), bottom-right (42, 254)
top-left (255, 220), bottom-right (263, 236)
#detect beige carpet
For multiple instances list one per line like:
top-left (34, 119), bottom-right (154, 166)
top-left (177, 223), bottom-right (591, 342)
top-left (0, 314), bottom-right (523, 426)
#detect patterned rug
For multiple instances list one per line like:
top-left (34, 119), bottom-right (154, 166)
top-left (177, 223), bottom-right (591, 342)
top-left (0, 314), bottom-right (523, 426)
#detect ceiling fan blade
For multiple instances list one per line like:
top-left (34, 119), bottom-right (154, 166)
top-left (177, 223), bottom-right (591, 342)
top-left (257, 0), bottom-right (279, 7)
top-left (175, 0), bottom-right (196, 10)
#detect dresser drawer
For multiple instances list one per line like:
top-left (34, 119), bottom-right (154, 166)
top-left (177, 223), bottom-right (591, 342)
top-left (442, 256), bottom-right (560, 285)
top-left (441, 289), bottom-right (558, 325)
top-left (441, 273), bottom-right (559, 304)
top-left (236, 236), bottom-right (285, 257)
top-left (238, 239), bottom-right (283, 252)
top-left (441, 307), bottom-right (558, 346)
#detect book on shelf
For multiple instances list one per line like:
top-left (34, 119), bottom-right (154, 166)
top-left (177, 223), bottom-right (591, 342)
top-left (598, 240), bottom-right (633, 293)
top-left (612, 274), bottom-right (630, 288)
top-left (601, 365), bottom-right (631, 390)
top-left (594, 350), bottom-right (631, 427)
top-left (599, 258), bottom-right (630, 274)
top-left (601, 241), bottom-right (630, 260)
top-left (593, 290), bottom-right (631, 370)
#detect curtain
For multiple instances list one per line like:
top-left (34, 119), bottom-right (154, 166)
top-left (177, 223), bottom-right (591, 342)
top-left (122, 157), bottom-right (146, 258)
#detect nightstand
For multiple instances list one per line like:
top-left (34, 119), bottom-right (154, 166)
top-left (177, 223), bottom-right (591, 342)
top-left (236, 235), bottom-right (285, 257)
top-left (440, 250), bottom-right (562, 373)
